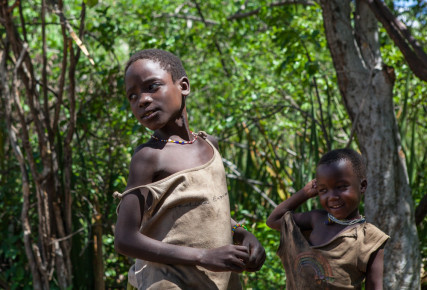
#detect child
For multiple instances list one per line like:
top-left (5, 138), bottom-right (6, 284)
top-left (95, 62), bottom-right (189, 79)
top-left (113, 49), bottom-right (265, 289)
top-left (266, 149), bottom-right (389, 290)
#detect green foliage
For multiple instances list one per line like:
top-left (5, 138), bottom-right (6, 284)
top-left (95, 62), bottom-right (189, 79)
top-left (1, 0), bottom-right (426, 288)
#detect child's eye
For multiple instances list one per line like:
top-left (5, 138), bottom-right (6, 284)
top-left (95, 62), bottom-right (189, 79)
top-left (128, 94), bottom-right (137, 101)
top-left (148, 83), bottom-right (160, 92)
top-left (318, 189), bottom-right (327, 195)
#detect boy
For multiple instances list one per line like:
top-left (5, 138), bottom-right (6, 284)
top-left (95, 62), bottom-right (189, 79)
top-left (267, 149), bottom-right (389, 289)
top-left (114, 49), bottom-right (265, 289)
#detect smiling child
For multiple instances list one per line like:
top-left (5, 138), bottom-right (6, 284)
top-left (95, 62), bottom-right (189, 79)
top-left (267, 148), bottom-right (389, 290)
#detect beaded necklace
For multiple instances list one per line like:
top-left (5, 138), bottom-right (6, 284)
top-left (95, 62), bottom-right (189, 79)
top-left (327, 213), bottom-right (366, 226)
top-left (151, 132), bottom-right (198, 144)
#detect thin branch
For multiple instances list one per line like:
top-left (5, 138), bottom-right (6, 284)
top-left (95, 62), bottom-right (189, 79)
top-left (35, 79), bottom-right (59, 99)
top-left (193, 0), bottom-right (231, 77)
top-left (226, 174), bottom-right (274, 187)
top-left (18, 0), bottom-right (28, 42)
top-left (248, 103), bottom-right (323, 129)
top-left (222, 158), bottom-right (277, 208)
top-left (301, 40), bottom-right (331, 150)
top-left (7, 0), bottom-right (20, 13)
top-left (42, 0), bottom-right (54, 144)
top-left (153, 12), bottom-right (219, 25)
top-left (227, 0), bottom-right (315, 21)
top-left (52, 3), bottom-right (94, 65)
top-left (53, 0), bottom-right (68, 131)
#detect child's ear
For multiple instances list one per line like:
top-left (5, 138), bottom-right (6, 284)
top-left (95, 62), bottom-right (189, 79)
top-left (178, 77), bottom-right (190, 96)
top-left (360, 179), bottom-right (367, 194)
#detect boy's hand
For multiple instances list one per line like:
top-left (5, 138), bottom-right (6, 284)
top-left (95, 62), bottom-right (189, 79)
top-left (303, 179), bottom-right (318, 198)
top-left (199, 245), bottom-right (249, 273)
top-left (234, 229), bottom-right (266, 272)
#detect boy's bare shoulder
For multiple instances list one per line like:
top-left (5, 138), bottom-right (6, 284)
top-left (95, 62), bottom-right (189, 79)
top-left (127, 141), bottom-right (160, 188)
top-left (310, 209), bottom-right (327, 217)
top-left (295, 209), bottom-right (326, 218)
top-left (132, 141), bottom-right (160, 162)
top-left (294, 209), bottom-right (326, 225)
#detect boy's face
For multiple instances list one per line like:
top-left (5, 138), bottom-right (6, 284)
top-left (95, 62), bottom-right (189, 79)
top-left (316, 159), bottom-right (366, 220)
top-left (125, 59), bottom-right (189, 131)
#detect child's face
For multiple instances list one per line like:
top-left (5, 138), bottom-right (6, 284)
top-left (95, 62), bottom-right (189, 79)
top-left (125, 59), bottom-right (189, 131)
top-left (316, 159), bottom-right (366, 220)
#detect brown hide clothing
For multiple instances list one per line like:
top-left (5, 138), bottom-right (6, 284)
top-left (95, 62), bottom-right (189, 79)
top-left (278, 211), bottom-right (389, 290)
top-left (115, 137), bottom-right (241, 290)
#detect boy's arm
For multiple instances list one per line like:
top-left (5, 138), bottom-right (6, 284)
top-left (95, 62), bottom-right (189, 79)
top-left (231, 218), bottom-right (266, 272)
top-left (365, 248), bottom-right (384, 290)
top-left (266, 180), bottom-right (317, 231)
top-left (115, 191), bottom-right (250, 272)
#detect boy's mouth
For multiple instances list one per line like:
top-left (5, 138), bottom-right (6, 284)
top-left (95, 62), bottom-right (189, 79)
top-left (329, 203), bottom-right (344, 209)
top-left (142, 110), bottom-right (156, 119)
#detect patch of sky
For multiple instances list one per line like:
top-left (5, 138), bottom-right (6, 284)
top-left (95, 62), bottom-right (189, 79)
top-left (394, 0), bottom-right (419, 8)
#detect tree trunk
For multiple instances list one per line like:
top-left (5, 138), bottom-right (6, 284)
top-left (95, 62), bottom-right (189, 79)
top-left (320, 0), bottom-right (420, 289)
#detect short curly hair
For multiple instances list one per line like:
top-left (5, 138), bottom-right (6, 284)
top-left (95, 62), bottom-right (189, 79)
top-left (125, 49), bottom-right (187, 82)
top-left (318, 148), bottom-right (366, 179)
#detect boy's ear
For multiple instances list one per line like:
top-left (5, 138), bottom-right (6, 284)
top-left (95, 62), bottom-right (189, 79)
top-left (178, 77), bottom-right (190, 96)
top-left (360, 179), bottom-right (367, 194)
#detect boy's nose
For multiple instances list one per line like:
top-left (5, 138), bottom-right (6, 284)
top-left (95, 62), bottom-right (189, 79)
top-left (330, 190), bottom-right (340, 199)
top-left (138, 94), bottom-right (153, 108)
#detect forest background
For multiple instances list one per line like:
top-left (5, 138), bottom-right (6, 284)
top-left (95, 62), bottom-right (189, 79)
top-left (0, 0), bottom-right (426, 289)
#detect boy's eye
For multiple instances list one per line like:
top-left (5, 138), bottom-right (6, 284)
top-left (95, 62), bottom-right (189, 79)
top-left (148, 83), bottom-right (160, 91)
top-left (318, 189), bottom-right (327, 195)
top-left (128, 94), bottom-right (137, 101)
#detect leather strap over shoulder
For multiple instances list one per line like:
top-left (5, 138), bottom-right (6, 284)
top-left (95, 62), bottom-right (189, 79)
top-left (113, 191), bottom-right (122, 199)
top-left (113, 184), bottom-right (148, 200)
top-left (197, 131), bottom-right (208, 139)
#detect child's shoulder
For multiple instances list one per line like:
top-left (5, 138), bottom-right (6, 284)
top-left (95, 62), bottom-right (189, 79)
top-left (292, 209), bottom-right (327, 231)
top-left (362, 222), bottom-right (390, 240)
top-left (306, 208), bottom-right (327, 219)
top-left (126, 141), bottom-right (161, 187)
top-left (132, 141), bottom-right (161, 163)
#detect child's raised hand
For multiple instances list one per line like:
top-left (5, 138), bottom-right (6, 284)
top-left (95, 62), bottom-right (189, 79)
top-left (198, 245), bottom-right (249, 273)
top-left (303, 179), bottom-right (318, 198)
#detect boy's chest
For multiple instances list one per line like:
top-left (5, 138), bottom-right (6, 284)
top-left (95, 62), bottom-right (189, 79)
top-left (152, 142), bottom-right (214, 182)
top-left (309, 223), bottom-right (350, 247)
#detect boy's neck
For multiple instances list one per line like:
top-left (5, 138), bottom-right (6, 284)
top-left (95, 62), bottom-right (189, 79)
top-left (155, 111), bottom-right (194, 140)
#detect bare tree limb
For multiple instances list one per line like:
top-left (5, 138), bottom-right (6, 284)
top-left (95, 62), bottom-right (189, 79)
top-left (222, 158), bottom-right (277, 208)
top-left (53, 0), bottom-right (68, 131)
top-left (153, 12), bottom-right (219, 25)
top-left (193, 0), bottom-right (231, 77)
top-left (52, 3), bottom-right (94, 65)
top-left (227, 0), bottom-right (315, 21)
top-left (364, 0), bottom-right (427, 81)
top-left (18, 0), bottom-right (28, 42)
top-left (300, 40), bottom-right (331, 150)
top-left (41, 0), bottom-right (54, 144)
